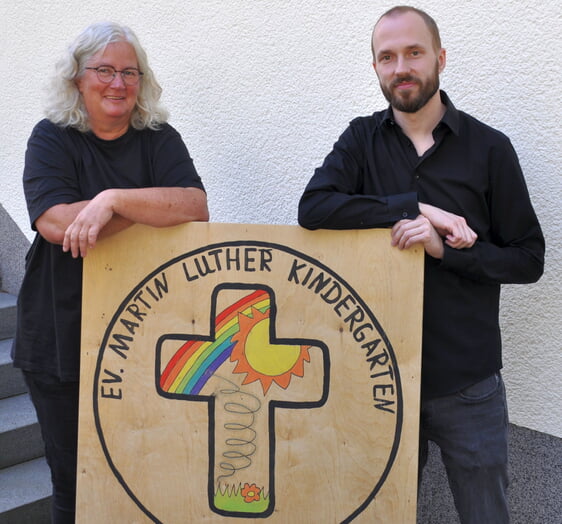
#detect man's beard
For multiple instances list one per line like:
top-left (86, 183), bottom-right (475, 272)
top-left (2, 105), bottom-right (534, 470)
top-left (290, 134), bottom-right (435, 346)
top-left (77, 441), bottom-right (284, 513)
top-left (380, 62), bottom-right (440, 113)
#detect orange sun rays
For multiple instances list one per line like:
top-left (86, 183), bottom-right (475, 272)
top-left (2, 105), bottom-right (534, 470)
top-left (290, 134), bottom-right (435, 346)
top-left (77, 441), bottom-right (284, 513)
top-left (230, 307), bottom-right (310, 394)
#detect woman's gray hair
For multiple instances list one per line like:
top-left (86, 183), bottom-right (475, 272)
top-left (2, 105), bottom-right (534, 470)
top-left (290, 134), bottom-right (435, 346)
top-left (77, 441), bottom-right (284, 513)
top-left (45, 22), bottom-right (168, 131)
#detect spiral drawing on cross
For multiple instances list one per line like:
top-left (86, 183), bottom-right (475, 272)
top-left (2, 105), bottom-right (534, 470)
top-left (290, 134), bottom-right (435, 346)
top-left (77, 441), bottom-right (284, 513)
top-left (155, 284), bottom-right (329, 518)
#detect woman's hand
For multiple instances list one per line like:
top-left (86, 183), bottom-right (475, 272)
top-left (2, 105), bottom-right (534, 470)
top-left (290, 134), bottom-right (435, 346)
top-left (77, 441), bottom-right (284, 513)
top-left (62, 186), bottom-right (208, 258)
top-left (63, 191), bottom-right (115, 258)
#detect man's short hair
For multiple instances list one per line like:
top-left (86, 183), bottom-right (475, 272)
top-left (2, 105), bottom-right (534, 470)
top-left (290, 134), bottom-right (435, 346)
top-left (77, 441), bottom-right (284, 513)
top-left (371, 5), bottom-right (442, 60)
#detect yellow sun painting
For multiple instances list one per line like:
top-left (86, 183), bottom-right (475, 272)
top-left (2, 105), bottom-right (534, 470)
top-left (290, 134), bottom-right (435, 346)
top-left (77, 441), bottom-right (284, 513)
top-left (230, 307), bottom-right (310, 394)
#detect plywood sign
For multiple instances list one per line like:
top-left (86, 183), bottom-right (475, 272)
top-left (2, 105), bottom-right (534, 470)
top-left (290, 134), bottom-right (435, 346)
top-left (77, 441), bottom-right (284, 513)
top-left (77, 222), bottom-right (423, 523)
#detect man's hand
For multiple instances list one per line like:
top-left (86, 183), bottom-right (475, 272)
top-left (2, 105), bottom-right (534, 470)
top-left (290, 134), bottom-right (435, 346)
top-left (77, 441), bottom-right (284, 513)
top-left (419, 203), bottom-right (477, 249)
top-left (391, 215), bottom-right (445, 259)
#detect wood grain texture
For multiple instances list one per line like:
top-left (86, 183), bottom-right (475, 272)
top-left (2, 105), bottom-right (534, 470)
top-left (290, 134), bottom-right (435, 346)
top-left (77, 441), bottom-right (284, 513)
top-left (77, 222), bottom-right (423, 523)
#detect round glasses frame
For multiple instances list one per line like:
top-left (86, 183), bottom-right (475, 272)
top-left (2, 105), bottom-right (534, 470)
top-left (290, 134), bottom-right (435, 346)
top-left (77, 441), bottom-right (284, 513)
top-left (85, 66), bottom-right (143, 86)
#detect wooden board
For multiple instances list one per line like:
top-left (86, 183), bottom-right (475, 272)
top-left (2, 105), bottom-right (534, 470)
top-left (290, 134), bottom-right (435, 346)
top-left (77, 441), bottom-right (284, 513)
top-left (77, 222), bottom-right (423, 523)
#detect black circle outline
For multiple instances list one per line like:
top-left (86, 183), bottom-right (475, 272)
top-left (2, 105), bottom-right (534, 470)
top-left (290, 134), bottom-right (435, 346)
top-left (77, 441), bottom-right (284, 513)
top-left (93, 240), bottom-right (403, 523)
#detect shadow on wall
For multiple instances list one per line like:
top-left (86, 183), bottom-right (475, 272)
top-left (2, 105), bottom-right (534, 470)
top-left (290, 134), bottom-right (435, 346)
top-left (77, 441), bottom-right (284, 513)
top-left (0, 204), bottom-right (30, 294)
top-left (417, 424), bottom-right (562, 524)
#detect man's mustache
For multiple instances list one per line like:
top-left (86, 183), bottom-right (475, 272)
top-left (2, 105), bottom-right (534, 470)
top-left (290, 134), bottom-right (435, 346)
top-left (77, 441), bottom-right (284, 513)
top-left (391, 75), bottom-right (421, 88)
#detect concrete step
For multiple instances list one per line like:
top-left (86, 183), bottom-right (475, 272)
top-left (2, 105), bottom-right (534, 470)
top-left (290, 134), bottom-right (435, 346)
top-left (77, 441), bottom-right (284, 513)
top-left (0, 458), bottom-right (51, 523)
top-left (0, 338), bottom-right (26, 400)
top-left (0, 393), bottom-right (44, 469)
top-left (0, 292), bottom-right (17, 341)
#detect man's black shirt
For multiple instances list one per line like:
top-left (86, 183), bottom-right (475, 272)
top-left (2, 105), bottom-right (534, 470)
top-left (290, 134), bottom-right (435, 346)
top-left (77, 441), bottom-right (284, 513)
top-left (298, 91), bottom-right (544, 398)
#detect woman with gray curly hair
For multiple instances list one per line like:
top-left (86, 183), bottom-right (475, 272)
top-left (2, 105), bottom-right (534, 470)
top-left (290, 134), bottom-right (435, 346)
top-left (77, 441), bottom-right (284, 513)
top-left (12, 22), bottom-right (209, 523)
top-left (45, 22), bottom-right (169, 133)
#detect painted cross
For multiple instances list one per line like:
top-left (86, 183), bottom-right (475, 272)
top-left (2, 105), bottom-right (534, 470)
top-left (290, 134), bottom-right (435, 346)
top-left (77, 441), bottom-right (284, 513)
top-left (155, 284), bottom-right (329, 518)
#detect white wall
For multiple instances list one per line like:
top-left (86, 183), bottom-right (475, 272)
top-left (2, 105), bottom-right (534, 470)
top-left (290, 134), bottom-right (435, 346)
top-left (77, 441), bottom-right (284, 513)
top-left (1, 0), bottom-right (560, 437)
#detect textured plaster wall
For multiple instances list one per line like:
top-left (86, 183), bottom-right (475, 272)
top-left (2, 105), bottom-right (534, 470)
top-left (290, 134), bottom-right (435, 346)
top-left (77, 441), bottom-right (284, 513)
top-left (1, 1), bottom-right (560, 436)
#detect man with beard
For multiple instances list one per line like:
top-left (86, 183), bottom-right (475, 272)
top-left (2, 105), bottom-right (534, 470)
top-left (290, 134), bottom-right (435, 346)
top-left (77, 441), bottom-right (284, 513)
top-left (298, 6), bottom-right (544, 524)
